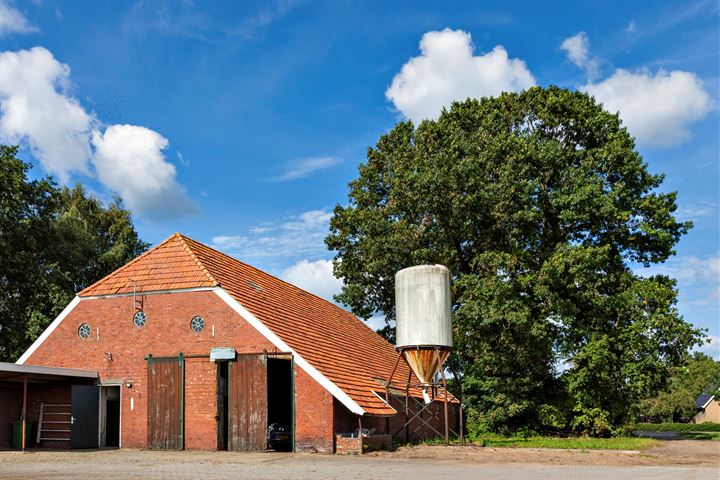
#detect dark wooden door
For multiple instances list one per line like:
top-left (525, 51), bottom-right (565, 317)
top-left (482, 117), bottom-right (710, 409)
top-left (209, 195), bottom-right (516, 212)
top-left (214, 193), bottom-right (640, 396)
top-left (228, 354), bottom-right (268, 451)
top-left (147, 357), bottom-right (183, 449)
top-left (71, 385), bottom-right (99, 449)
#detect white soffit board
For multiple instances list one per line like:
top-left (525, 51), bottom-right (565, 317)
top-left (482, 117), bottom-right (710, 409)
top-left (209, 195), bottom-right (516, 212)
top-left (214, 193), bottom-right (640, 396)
top-left (213, 287), bottom-right (366, 415)
top-left (16, 296), bottom-right (82, 365)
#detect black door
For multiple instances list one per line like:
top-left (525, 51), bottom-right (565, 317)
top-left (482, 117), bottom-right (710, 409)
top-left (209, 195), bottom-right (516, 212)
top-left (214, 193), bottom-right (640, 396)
top-left (71, 385), bottom-right (99, 449)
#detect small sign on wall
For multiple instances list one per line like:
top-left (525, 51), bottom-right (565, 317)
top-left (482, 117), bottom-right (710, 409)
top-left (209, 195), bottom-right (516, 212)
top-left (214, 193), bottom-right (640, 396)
top-left (210, 347), bottom-right (236, 361)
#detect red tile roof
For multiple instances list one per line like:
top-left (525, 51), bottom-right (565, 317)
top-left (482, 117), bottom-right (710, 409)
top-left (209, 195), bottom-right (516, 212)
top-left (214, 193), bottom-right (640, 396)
top-left (79, 233), bottom-right (454, 415)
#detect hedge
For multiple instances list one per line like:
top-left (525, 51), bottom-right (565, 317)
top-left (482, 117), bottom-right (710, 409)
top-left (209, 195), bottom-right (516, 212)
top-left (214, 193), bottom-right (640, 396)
top-left (635, 422), bottom-right (720, 432)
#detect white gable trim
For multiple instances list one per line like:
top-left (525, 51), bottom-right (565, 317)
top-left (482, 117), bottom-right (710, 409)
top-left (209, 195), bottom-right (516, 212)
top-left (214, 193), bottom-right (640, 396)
top-left (213, 287), bottom-right (366, 415)
top-left (701, 395), bottom-right (715, 410)
top-left (16, 296), bottom-right (82, 365)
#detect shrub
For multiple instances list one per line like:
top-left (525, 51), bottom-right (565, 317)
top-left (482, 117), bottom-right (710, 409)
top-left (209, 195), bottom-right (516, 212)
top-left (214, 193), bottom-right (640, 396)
top-left (635, 422), bottom-right (720, 432)
top-left (571, 408), bottom-right (612, 437)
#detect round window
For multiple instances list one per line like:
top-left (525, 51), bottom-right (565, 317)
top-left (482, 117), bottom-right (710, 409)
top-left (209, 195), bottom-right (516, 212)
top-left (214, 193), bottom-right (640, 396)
top-left (133, 310), bottom-right (147, 328)
top-left (190, 316), bottom-right (205, 333)
top-left (78, 323), bottom-right (91, 340)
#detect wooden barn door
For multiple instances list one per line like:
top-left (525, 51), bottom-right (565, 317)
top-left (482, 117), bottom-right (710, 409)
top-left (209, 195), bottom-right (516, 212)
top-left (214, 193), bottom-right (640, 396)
top-left (147, 355), bottom-right (184, 449)
top-left (227, 354), bottom-right (268, 451)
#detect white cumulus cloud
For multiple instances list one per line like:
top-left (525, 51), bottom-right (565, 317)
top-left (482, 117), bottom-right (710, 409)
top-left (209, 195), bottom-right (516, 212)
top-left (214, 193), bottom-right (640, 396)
top-left (386, 28), bottom-right (535, 124)
top-left (0, 1), bottom-right (38, 37)
top-left (280, 259), bottom-right (342, 303)
top-left (211, 209), bottom-right (333, 268)
top-left (697, 335), bottom-right (720, 360)
top-left (582, 69), bottom-right (710, 148)
top-left (92, 125), bottom-right (198, 220)
top-left (0, 46), bottom-right (94, 180)
top-left (638, 255), bottom-right (719, 283)
top-left (273, 156), bottom-right (341, 182)
top-left (560, 32), bottom-right (599, 79)
top-left (0, 46), bottom-right (196, 219)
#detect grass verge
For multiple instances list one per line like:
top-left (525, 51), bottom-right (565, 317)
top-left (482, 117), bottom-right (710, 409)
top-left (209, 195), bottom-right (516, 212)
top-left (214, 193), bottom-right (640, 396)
top-left (470, 435), bottom-right (660, 450)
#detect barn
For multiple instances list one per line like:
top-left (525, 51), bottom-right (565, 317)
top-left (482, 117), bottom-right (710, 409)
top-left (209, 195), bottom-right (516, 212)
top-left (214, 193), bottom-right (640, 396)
top-left (6, 233), bottom-right (459, 453)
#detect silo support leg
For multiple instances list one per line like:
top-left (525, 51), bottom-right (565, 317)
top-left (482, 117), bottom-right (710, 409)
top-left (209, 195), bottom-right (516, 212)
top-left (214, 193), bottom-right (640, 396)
top-left (436, 349), bottom-right (450, 445)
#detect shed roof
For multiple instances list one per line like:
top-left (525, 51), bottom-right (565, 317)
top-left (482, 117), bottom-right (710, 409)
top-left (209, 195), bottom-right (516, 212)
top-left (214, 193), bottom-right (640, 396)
top-left (0, 362), bottom-right (98, 383)
top-left (79, 233), bottom-right (448, 415)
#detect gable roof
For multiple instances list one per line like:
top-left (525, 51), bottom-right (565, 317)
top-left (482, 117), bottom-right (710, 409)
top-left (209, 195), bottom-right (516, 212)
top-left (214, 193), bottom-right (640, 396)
top-left (79, 233), bottom-right (440, 416)
top-left (79, 234), bottom-right (218, 296)
top-left (695, 393), bottom-right (715, 410)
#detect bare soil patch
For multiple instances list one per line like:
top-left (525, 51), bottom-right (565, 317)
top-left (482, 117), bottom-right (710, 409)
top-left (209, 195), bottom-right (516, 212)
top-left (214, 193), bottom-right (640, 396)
top-left (369, 440), bottom-right (720, 468)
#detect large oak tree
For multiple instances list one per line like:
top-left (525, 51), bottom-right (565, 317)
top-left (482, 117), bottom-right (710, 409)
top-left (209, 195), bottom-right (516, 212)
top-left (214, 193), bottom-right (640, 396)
top-left (326, 87), bottom-right (705, 435)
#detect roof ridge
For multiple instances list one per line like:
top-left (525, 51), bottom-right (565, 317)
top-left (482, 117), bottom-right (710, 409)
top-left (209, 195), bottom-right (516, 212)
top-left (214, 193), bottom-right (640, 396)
top-left (177, 234), bottom-right (356, 319)
top-left (78, 233), bottom-right (182, 296)
top-left (175, 233), bottom-right (220, 287)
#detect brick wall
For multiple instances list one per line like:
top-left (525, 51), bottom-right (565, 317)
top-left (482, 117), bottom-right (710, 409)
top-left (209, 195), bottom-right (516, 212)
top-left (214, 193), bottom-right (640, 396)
top-left (0, 382), bottom-right (80, 449)
top-left (335, 435), bottom-right (361, 454)
top-left (28, 384), bottom-right (73, 449)
top-left (23, 290), bottom-right (336, 451)
top-left (294, 368), bottom-right (334, 453)
top-left (335, 434), bottom-right (392, 454)
top-left (184, 358), bottom-right (218, 449)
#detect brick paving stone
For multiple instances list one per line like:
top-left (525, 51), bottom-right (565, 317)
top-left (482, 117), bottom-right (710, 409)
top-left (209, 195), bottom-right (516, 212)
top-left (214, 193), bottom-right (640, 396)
top-left (0, 450), bottom-right (716, 480)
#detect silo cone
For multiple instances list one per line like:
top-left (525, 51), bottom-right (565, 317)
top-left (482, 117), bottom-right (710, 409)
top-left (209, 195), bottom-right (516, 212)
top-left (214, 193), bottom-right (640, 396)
top-left (402, 348), bottom-right (450, 385)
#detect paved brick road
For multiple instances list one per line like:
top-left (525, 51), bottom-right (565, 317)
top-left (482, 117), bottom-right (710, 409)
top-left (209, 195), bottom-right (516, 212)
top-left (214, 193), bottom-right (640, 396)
top-left (0, 449), bottom-right (716, 480)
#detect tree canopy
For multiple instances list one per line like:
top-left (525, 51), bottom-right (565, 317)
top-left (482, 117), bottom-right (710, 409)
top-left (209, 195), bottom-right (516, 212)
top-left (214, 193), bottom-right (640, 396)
top-left (640, 352), bottom-right (720, 422)
top-left (0, 145), bottom-right (148, 361)
top-left (326, 87), bottom-right (705, 436)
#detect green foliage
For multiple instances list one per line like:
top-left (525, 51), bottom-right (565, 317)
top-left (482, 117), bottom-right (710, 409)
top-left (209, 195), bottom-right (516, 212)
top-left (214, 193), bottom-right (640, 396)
top-left (326, 87), bottom-right (705, 435)
top-left (0, 145), bottom-right (148, 361)
top-left (679, 432), bottom-right (720, 440)
top-left (635, 422), bottom-right (720, 432)
top-left (639, 352), bottom-right (720, 421)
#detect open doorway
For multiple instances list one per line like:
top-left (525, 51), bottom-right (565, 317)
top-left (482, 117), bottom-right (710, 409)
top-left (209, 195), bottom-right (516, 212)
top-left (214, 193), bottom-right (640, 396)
top-left (266, 358), bottom-right (293, 451)
top-left (216, 361), bottom-right (229, 450)
top-left (100, 385), bottom-right (120, 448)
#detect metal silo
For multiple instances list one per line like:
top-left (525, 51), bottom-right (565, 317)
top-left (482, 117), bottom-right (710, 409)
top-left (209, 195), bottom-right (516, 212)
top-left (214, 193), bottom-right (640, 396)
top-left (394, 265), bottom-right (452, 385)
top-left (384, 264), bottom-right (462, 445)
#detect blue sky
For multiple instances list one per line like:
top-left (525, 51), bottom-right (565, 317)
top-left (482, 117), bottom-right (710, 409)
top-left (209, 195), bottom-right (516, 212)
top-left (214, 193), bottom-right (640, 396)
top-left (1, 0), bottom-right (718, 355)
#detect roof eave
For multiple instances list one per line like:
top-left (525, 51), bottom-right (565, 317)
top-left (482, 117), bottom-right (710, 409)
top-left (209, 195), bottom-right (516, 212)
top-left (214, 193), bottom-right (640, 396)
top-left (213, 287), bottom-right (367, 416)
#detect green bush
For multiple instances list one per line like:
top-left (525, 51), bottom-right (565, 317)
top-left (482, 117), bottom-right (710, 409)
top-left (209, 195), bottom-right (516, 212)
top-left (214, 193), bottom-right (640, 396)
top-left (635, 422), bottom-right (720, 432)
top-left (571, 408), bottom-right (613, 437)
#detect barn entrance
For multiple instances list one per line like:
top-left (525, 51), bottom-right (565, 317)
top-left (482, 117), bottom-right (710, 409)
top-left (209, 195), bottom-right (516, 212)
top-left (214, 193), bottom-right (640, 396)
top-left (216, 361), bottom-right (229, 450)
top-left (217, 353), bottom-right (294, 452)
top-left (266, 357), bottom-right (293, 451)
top-left (100, 385), bottom-right (120, 448)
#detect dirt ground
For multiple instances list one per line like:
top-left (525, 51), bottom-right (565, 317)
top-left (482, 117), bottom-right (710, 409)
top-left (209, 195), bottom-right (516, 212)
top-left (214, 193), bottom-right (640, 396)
top-left (0, 440), bottom-right (716, 480)
top-left (370, 439), bottom-right (720, 468)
